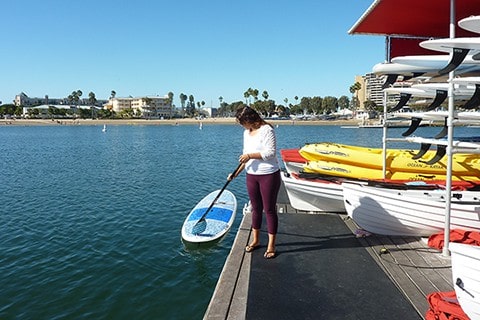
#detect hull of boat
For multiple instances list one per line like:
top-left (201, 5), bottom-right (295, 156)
top-left (342, 182), bottom-right (480, 236)
top-left (280, 172), bottom-right (345, 212)
top-left (449, 242), bottom-right (480, 320)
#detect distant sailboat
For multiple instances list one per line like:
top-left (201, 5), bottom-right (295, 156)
top-left (199, 122), bottom-right (203, 130)
top-left (102, 124), bottom-right (107, 132)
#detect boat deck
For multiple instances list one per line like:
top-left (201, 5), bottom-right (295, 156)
top-left (204, 203), bottom-right (453, 319)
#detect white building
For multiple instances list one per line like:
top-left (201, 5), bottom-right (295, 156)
top-left (107, 96), bottom-right (172, 118)
top-left (14, 92), bottom-right (107, 107)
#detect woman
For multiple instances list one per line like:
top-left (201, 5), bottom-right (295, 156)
top-left (228, 105), bottom-right (281, 259)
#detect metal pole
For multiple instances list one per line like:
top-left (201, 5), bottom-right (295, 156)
top-left (382, 36), bottom-right (391, 178)
top-left (442, 0), bottom-right (455, 257)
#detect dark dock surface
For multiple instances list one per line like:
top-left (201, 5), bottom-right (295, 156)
top-left (204, 203), bottom-right (453, 319)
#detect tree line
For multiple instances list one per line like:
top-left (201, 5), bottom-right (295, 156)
top-left (1, 82), bottom-right (376, 119)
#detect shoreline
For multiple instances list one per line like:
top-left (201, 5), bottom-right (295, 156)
top-left (0, 118), bottom-right (360, 127)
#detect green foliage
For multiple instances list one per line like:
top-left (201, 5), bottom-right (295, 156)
top-left (337, 95), bottom-right (350, 109)
top-left (363, 100), bottom-right (379, 112)
top-left (0, 104), bottom-right (22, 116)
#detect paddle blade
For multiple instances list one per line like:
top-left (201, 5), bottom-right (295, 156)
top-left (438, 48), bottom-right (469, 75)
top-left (420, 145), bottom-right (446, 165)
top-left (191, 219), bottom-right (207, 235)
top-left (462, 84), bottom-right (480, 110)
top-left (402, 117), bottom-right (422, 137)
top-left (425, 90), bottom-right (447, 111)
top-left (382, 74), bottom-right (398, 89)
top-left (389, 93), bottom-right (411, 112)
top-left (434, 118), bottom-right (448, 139)
top-left (411, 143), bottom-right (431, 160)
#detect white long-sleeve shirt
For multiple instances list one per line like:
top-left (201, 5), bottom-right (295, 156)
top-left (243, 124), bottom-right (280, 175)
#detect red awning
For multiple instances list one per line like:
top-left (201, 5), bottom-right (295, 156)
top-left (349, 0), bottom-right (480, 38)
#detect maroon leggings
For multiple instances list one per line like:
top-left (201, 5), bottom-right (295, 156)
top-left (246, 170), bottom-right (281, 234)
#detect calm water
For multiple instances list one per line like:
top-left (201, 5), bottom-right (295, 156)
top-left (0, 123), bottom-right (476, 319)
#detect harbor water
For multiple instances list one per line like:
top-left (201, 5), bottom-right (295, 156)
top-left (0, 122), bottom-right (476, 319)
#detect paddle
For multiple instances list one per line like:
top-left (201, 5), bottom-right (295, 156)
top-left (191, 163), bottom-right (243, 235)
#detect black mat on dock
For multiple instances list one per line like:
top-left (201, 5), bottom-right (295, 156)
top-left (246, 213), bottom-right (421, 320)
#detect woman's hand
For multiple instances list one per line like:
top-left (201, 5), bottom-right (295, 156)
top-left (239, 153), bottom-right (251, 163)
top-left (227, 162), bottom-right (246, 181)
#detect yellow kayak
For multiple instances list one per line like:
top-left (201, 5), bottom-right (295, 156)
top-left (303, 159), bottom-right (480, 182)
top-left (299, 142), bottom-right (480, 175)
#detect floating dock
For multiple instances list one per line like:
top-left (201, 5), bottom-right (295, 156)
top-left (204, 193), bottom-right (452, 319)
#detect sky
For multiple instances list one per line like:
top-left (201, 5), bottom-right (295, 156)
top-left (0, 0), bottom-right (386, 108)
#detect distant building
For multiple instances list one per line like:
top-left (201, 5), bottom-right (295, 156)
top-left (14, 92), bottom-right (175, 118)
top-left (22, 104), bottom-right (95, 118)
top-left (106, 96), bottom-right (172, 118)
top-left (364, 73), bottom-right (385, 106)
top-left (356, 73), bottom-right (412, 110)
top-left (14, 92), bottom-right (107, 107)
top-left (200, 107), bottom-right (218, 118)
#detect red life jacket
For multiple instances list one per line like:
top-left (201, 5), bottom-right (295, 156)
top-left (427, 229), bottom-right (480, 250)
top-left (425, 291), bottom-right (470, 320)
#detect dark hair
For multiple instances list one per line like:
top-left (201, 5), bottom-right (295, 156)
top-left (235, 104), bottom-right (269, 128)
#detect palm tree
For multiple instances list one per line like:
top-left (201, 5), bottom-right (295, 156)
top-left (188, 95), bottom-right (195, 117)
top-left (262, 90), bottom-right (269, 100)
top-left (179, 93), bottom-right (187, 116)
top-left (244, 90), bottom-right (250, 105)
top-left (76, 90), bottom-right (83, 104)
top-left (168, 91), bottom-right (174, 119)
top-left (349, 82), bottom-right (362, 111)
top-left (88, 92), bottom-right (97, 119)
top-left (110, 90), bottom-right (116, 99)
top-left (252, 89), bottom-right (259, 103)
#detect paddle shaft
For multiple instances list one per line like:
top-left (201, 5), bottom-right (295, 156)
top-left (195, 163), bottom-right (243, 224)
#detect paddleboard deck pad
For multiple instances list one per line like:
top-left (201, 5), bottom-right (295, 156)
top-left (181, 189), bottom-right (237, 243)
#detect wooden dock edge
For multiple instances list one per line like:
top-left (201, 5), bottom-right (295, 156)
top-left (203, 211), bottom-right (252, 319)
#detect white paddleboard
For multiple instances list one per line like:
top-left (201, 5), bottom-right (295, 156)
top-left (372, 60), bottom-right (480, 79)
top-left (385, 83), bottom-right (474, 99)
top-left (394, 111), bottom-right (480, 121)
top-left (392, 54), bottom-right (479, 67)
top-left (459, 15), bottom-right (480, 34)
top-left (372, 61), bottom-right (441, 75)
top-left (452, 76), bottom-right (480, 85)
top-left (406, 136), bottom-right (480, 149)
top-left (181, 189), bottom-right (237, 243)
top-left (420, 37), bottom-right (480, 53)
top-left (413, 83), bottom-right (475, 98)
top-left (384, 87), bottom-right (433, 98)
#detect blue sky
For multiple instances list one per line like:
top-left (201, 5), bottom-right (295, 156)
top-left (1, 0), bottom-right (385, 107)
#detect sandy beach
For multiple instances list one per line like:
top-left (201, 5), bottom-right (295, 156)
top-left (0, 117), bottom-right (359, 127)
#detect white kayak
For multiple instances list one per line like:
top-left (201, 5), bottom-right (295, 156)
top-left (181, 189), bottom-right (237, 243)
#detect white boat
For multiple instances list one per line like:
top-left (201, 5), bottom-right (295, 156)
top-left (283, 161), bottom-right (304, 175)
top-left (279, 149), bottom-right (307, 174)
top-left (449, 242), bottom-right (480, 320)
top-left (342, 181), bottom-right (480, 236)
top-left (280, 172), bottom-right (346, 212)
top-left (279, 148), bottom-right (346, 212)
